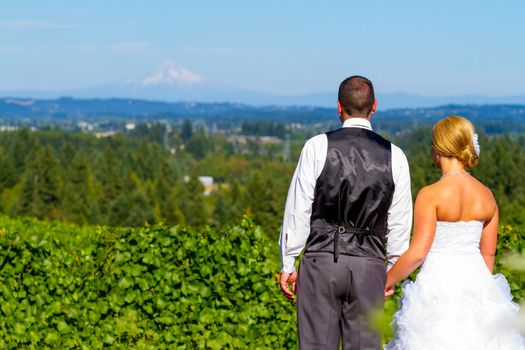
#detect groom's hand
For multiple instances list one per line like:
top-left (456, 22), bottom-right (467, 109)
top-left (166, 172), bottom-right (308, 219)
top-left (279, 271), bottom-right (298, 301)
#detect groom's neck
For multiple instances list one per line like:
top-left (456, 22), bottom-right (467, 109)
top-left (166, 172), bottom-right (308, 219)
top-left (340, 114), bottom-right (372, 124)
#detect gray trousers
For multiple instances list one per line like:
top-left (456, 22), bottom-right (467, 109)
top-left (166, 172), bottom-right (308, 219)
top-left (297, 252), bottom-right (386, 350)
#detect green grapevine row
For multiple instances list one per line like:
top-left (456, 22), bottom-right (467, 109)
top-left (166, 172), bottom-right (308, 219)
top-left (0, 216), bottom-right (296, 349)
top-left (0, 216), bottom-right (522, 349)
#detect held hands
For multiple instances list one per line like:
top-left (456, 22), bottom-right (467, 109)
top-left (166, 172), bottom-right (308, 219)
top-left (384, 273), bottom-right (396, 299)
top-left (280, 271), bottom-right (394, 300)
top-left (279, 271), bottom-right (298, 301)
top-left (384, 283), bottom-right (395, 299)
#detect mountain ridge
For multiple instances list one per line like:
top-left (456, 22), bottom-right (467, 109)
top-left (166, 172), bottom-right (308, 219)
top-left (2, 61), bottom-right (525, 110)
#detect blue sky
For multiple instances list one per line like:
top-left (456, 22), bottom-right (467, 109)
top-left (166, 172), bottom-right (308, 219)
top-left (1, 0), bottom-right (524, 96)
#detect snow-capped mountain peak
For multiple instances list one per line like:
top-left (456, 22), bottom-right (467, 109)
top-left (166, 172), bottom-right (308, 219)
top-left (139, 60), bottom-right (204, 86)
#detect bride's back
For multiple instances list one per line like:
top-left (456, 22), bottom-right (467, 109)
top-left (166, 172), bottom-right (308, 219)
top-left (430, 174), bottom-right (496, 223)
top-left (384, 116), bottom-right (524, 350)
top-left (425, 115), bottom-right (497, 224)
top-left (416, 116), bottom-right (498, 271)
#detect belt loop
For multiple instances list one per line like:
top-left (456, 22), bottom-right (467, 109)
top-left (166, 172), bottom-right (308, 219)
top-left (334, 226), bottom-right (345, 262)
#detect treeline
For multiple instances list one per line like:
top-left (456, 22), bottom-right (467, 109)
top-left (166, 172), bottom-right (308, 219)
top-left (0, 128), bottom-right (184, 227)
top-left (0, 123), bottom-right (524, 234)
top-left (0, 125), bottom-right (293, 232)
top-left (241, 120), bottom-right (286, 137)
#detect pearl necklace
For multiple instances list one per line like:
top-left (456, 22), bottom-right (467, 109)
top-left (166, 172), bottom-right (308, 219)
top-left (441, 171), bottom-right (469, 178)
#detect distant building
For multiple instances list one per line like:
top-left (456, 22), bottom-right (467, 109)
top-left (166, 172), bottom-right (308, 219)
top-left (183, 175), bottom-right (216, 196)
top-left (227, 135), bottom-right (282, 144)
top-left (4, 98), bottom-right (34, 107)
top-left (77, 121), bottom-right (94, 132)
top-left (0, 125), bottom-right (18, 132)
top-left (197, 176), bottom-right (214, 188)
top-left (259, 136), bottom-right (282, 144)
top-left (94, 131), bottom-right (118, 138)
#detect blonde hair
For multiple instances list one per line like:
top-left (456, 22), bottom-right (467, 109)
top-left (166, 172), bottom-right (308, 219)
top-left (432, 116), bottom-right (479, 169)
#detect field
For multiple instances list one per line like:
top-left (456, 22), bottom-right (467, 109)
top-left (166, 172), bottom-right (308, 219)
top-left (0, 215), bottom-right (523, 349)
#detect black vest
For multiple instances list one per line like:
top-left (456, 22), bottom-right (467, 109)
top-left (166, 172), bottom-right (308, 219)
top-left (305, 127), bottom-right (395, 261)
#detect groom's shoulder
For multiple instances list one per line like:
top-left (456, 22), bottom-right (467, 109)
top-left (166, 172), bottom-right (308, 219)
top-left (300, 133), bottom-right (327, 155)
top-left (390, 142), bottom-right (407, 157)
top-left (304, 133), bottom-right (327, 146)
top-left (389, 142), bottom-right (410, 173)
top-left (378, 132), bottom-right (406, 157)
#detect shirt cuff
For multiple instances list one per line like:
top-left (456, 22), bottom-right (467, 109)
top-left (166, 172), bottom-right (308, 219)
top-left (386, 257), bottom-right (398, 272)
top-left (281, 256), bottom-right (296, 273)
top-left (386, 262), bottom-right (394, 272)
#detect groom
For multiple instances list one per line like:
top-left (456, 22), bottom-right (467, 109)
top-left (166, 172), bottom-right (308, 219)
top-left (278, 76), bottom-right (412, 349)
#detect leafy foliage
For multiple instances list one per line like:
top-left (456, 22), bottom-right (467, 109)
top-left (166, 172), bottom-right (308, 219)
top-left (495, 225), bottom-right (525, 300)
top-left (0, 216), bottom-right (297, 349)
top-left (0, 215), bottom-right (523, 348)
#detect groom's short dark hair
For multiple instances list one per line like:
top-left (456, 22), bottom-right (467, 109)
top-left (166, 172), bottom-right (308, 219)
top-left (338, 76), bottom-right (375, 116)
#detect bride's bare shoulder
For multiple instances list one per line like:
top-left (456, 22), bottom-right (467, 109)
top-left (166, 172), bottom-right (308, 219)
top-left (469, 176), bottom-right (497, 202)
top-left (418, 181), bottom-right (446, 196)
top-left (418, 175), bottom-right (494, 202)
top-left (429, 175), bottom-right (497, 211)
top-left (414, 183), bottom-right (440, 203)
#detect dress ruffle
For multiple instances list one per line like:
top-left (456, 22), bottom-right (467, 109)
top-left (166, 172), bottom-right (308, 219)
top-left (386, 221), bottom-right (524, 349)
top-left (385, 273), bottom-right (524, 350)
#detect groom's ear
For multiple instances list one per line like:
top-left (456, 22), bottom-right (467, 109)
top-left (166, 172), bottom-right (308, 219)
top-left (370, 99), bottom-right (377, 117)
top-left (337, 100), bottom-right (343, 116)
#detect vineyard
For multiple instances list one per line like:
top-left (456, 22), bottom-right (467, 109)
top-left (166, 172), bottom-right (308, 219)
top-left (0, 216), bottom-right (523, 349)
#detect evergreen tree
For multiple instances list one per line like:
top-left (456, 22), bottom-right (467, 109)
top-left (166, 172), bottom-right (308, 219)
top-left (245, 170), bottom-right (283, 235)
top-left (0, 148), bottom-right (17, 191)
top-left (178, 175), bottom-right (207, 226)
top-left (186, 131), bottom-right (208, 159)
top-left (9, 128), bottom-right (33, 178)
top-left (153, 161), bottom-right (180, 224)
top-left (212, 191), bottom-right (232, 227)
top-left (180, 120), bottom-right (193, 142)
top-left (59, 142), bottom-right (77, 168)
top-left (127, 189), bottom-right (156, 226)
top-left (62, 152), bottom-right (95, 224)
top-left (108, 192), bottom-right (132, 226)
top-left (16, 144), bottom-right (62, 219)
top-left (97, 146), bottom-right (123, 220)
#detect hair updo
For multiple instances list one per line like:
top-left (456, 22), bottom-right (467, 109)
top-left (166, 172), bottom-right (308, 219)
top-left (432, 116), bottom-right (479, 169)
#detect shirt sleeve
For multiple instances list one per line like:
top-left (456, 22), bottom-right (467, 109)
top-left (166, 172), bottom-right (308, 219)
top-left (279, 135), bottom-right (326, 273)
top-left (386, 145), bottom-right (413, 270)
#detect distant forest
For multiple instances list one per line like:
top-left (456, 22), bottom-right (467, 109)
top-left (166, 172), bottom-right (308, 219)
top-left (0, 120), bottom-right (524, 236)
top-left (1, 97), bottom-right (525, 134)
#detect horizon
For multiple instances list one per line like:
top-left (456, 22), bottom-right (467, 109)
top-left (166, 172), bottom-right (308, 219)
top-left (1, 1), bottom-right (525, 99)
top-left (3, 85), bottom-right (525, 111)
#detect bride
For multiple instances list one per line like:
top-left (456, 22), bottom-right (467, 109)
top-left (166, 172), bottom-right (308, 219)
top-left (384, 116), bottom-right (524, 349)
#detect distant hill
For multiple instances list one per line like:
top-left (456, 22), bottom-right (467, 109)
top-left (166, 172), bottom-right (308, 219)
top-left (1, 96), bottom-right (525, 134)
top-left (0, 97), bottom-right (337, 124)
top-left (375, 104), bottom-right (525, 134)
top-left (2, 61), bottom-right (525, 110)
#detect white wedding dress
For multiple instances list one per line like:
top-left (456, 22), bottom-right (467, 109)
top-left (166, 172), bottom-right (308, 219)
top-left (385, 220), bottom-right (524, 350)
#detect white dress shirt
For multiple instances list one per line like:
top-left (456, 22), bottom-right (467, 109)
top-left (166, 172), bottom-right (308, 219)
top-left (279, 118), bottom-right (412, 273)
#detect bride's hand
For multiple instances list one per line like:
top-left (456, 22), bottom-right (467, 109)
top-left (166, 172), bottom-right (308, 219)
top-left (384, 284), bottom-right (395, 299)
